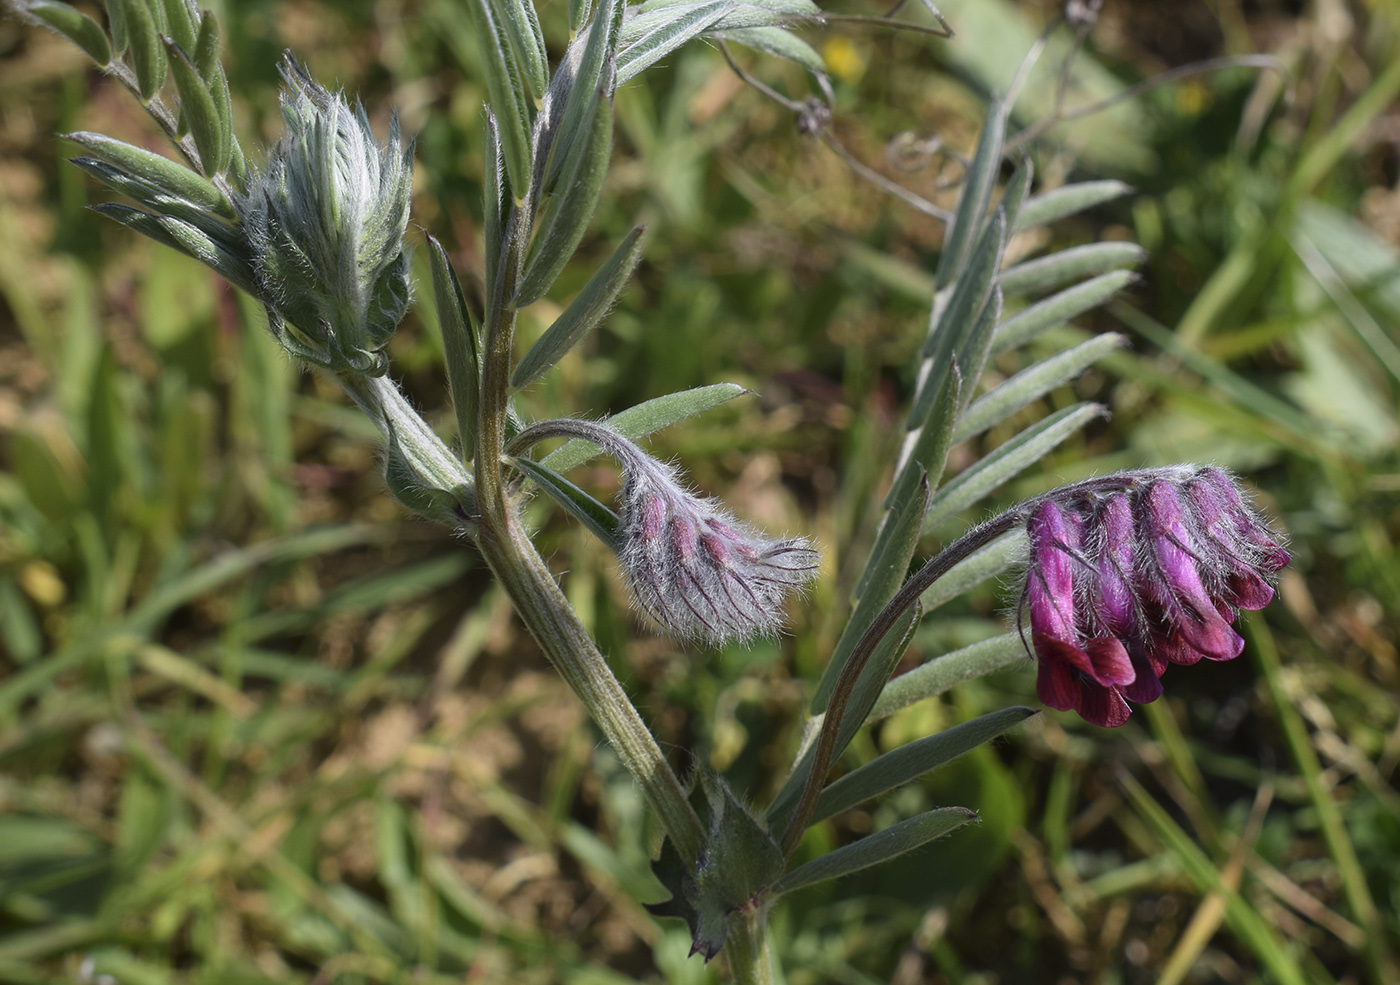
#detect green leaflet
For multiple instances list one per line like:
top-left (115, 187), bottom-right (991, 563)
top-left (934, 99), bottom-right (1005, 289)
top-left (712, 26), bottom-right (823, 73)
top-left (1014, 180), bottom-right (1133, 231)
top-left (922, 402), bottom-right (1108, 532)
top-left (767, 602), bottom-right (921, 833)
top-left (538, 383), bottom-right (751, 472)
top-left (426, 235), bottom-right (482, 462)
top-left (166, 39), bottom-right (229, 174)
top-left (919, 529), bottom-right (1025, 612)
top-left (113, 0), bottom-right (166, 100)
top-left (953, 333), bottom-right (1127, 442)
top-left (868, 632), bottom-right (1027, 723)
top-left (514, 74), bottom-right (614, 307)
top-left (809, 706), bottom-right (1036, 825)
top-left (615, 1), bottom-right (735, 85)
top-left (464, 0), bottom-right (534, 200)
top-left (65, 131), bottom-right (233, 216)
top-left (999, 242), bottom-right (1146, 297)
top-left (27, 1), bottom-right (111, 66)
top-left (773, 807), bottom-right (977, 895)
top-left (991, 269), bottom-right (1136, 355)
top-left (510, 456), bottom-right (622, 550)
top-left (511, 226), bottom-right (646, 390)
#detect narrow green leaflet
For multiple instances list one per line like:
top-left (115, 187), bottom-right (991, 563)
top-left (26, 0), bottom-right (111, 66)
top-left (492, 0), bottom-right (549, 102)
top-left (810, 707), bottom-right (1036, 825)
top-left (953, 332), bottom-right (1127, 442)
top-left (114, 0), bottom-right (166, 100)
top-left (192, 14), bottom-right (234, 144)
top-left (511, 226), bottom-right (646, 390)
top-left (996, 157), bottom-right (1034, 234)
top-left (832, 601), bottom-right (921, 759)
top-left (935, 99), bottom-right (1005, 289)
top-left (953, 287), bottom-right (1003, 411)
top-left (923, 402), bottom-right (1108, 532)
top-left (713, 26), bottom-right (823, 73)
top-left (92, 203), bottom-right (256, 294)
top-left (464, 0), bottom-right (534, 200)
top-left (999, 242), bottom-right (1146, 297)
top-left (510, 457), bottom-right (622, 550)
top-left (615, 1), bottom-right (735, 85)
top-left (166, 39), bottom-right (228, 174)
top-left (69, 157), bottom-right (243, 251)
top-left (65, 131), bottom-right (232, 215)
top-left (816, 471), bottom-right (930, 713)
top-left (161, 0), bottom-right (199, 52)
top-left (768, 602), bottom-right (921, 832)
top-left (1014, 180), bottom-right (1133, 232)
top-left (868, 633), bottom-right (1026, 722)
top-left (921, 209), bottom-right (1004, 364)
top-left (483, 112), bottom-right (506, 308)
top-left (539, 383), bottom-right (751, 472)
top-left (570, 0), bottom-right (591, 31)
top-left (515, 76), bottom-right (614, 306)
top-left (774, 807), bottom-right (977, 895)
top-left (426, 235), bottom-right (481, 461)
top-left (919, 528), bottom-right (1024, 612)
top-left (991, 269), bottom-right (1136, 355)
top-left (544, 0), bottom-right (623, 195)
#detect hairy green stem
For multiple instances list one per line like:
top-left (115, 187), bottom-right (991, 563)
top-left (726, 907), bottom-right (776, 985)
top-left (472, 198), bottom-right (705, 867)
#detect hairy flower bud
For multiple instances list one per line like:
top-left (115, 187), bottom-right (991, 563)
top-left (512, 418), bottom-right (820, 645)
top-left (619, 455), bottom-right (820, 645)
top-left (1021, 467), bottom-right (1288, 727)
top-left (240, 58), bottom-right (414, 375)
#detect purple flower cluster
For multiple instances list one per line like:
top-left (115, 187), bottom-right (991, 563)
top-left (619, 456), bottom-right (820, 645)
top-left (1024, 467), bottom-right (1289, 727)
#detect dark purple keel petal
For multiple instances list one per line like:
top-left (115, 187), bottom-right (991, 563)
top-left (1084, 637), bottom-right (1136, 687)
top-left (1075, 680), bottom-right (1132, 728)
top-left (1035, 647), bottom-right (1081, 712)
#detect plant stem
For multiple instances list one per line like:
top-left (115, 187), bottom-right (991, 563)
top-left (726, 907), bottom-right (776, 985)
top-left (471, 199), bottom-right (705, 867)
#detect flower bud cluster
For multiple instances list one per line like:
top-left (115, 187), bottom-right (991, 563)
top-left (240, 59), bottom-right (414, 376)
top-left (1024, 467), bottom-right (1289, 727)
top-left (618, 454), bottom-right (821, 646)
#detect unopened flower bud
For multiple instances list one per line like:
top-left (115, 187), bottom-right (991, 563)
top-left (1020, 467), bottom-right (1288, 727)
top-left (619, 455), bottom-right (820, 645)
top-left (513, 418), bottom-right (820, 645)
top-left (240, 58), bottom-right (414, 375)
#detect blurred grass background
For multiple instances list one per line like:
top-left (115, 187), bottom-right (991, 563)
top-left (1, 0), bottom-right (1399, 982)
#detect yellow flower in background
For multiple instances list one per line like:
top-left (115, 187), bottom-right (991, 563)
top-left (822, 37), bottom-right (867, 85)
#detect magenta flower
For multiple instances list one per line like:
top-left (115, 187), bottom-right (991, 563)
top-left (1022, 468), bottom-right (1288, 727)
